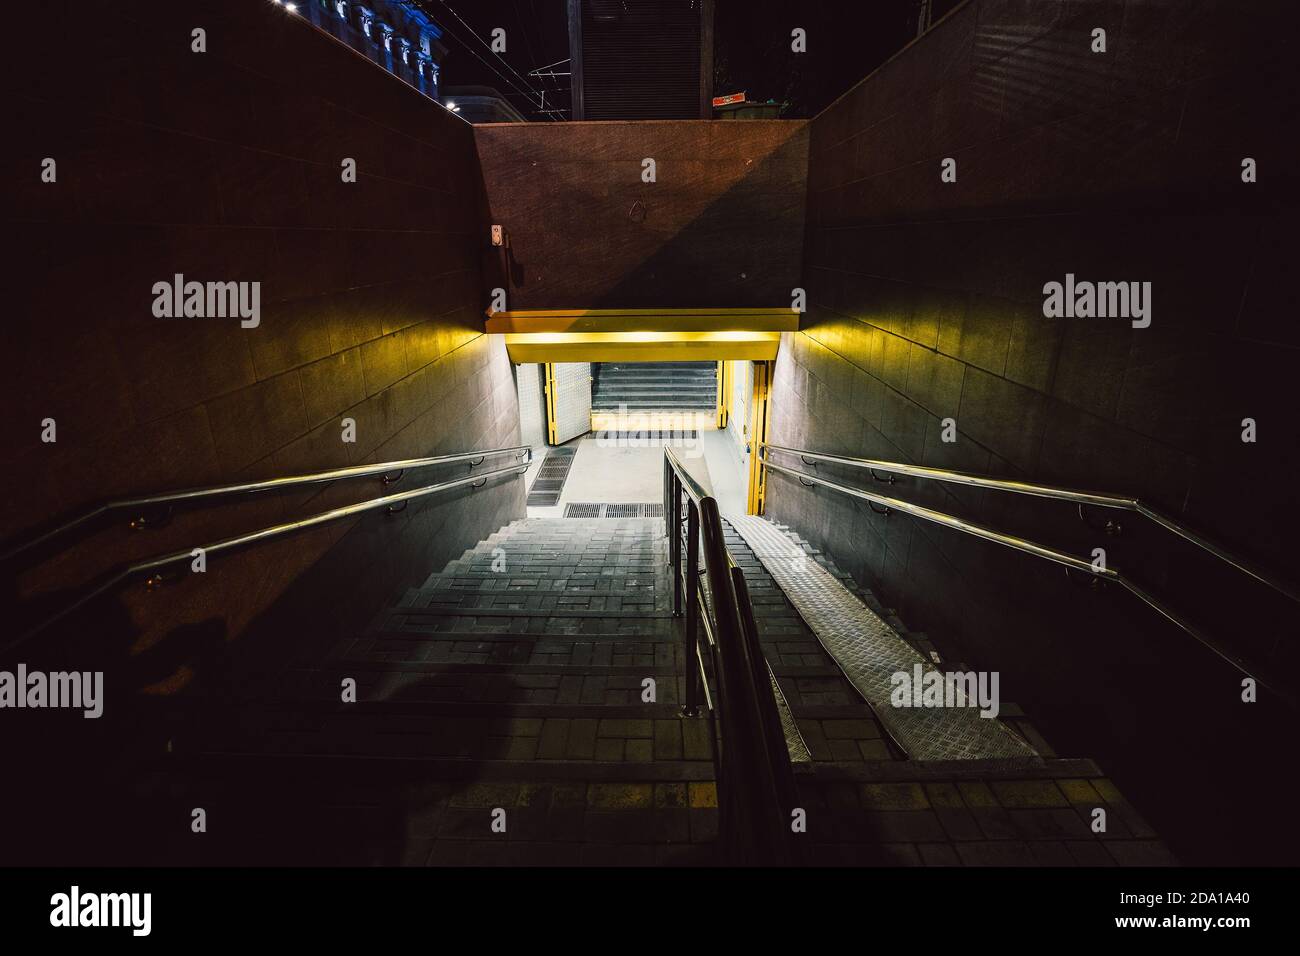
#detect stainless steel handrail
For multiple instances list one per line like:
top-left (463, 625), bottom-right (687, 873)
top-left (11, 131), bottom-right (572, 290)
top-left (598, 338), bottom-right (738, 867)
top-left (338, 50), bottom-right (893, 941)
top-left (663, 447), bottom-right (799, 864)
top-left (4, 459), bottom-right (528, 654)
top-left (762, 442), bottom-right (1299, 605)
top-left (761, 458), bottom-right (1291, 704)
top-left (1, 446), bottom-right (532, 563)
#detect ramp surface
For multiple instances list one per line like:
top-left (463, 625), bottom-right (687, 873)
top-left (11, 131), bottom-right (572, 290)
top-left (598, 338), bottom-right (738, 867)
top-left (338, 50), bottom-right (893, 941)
top-left (727, 516), bottom-right (1037, 762)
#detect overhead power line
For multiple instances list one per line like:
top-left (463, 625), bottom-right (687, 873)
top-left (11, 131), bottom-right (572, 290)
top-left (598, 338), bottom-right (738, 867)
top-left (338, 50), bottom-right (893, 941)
top-left (425, 0), bottom-right (550, 113)
top-left (430, 26), bottom-right (551, 118)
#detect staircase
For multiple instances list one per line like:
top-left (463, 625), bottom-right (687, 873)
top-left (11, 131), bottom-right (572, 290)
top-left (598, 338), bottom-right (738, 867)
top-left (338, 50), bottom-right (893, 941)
top-left (592, 362), bottom-right (717, 412)
top-left (121, 514), bottom-right (1171, 867)
top-left (157, 517), bottom-right (718, 866)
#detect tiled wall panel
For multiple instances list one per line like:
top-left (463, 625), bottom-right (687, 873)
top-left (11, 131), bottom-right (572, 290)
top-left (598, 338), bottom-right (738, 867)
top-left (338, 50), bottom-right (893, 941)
top-left (3, 0), bottom-right (522, 656)
top-left (768, 0), bottom-right (1299, 864)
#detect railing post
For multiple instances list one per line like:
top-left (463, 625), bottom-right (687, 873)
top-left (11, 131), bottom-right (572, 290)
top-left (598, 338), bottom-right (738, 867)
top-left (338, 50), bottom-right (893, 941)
top-left (670, 472), bottom-right (683, 617)
top-left (663, 456), bottom-right (671, 542)
top-left (732, 567), bottom-right (800, 864)
top-left (683, 502), bottom-right (701, 716)
top-left (662, 453), bottom-right (803, 864)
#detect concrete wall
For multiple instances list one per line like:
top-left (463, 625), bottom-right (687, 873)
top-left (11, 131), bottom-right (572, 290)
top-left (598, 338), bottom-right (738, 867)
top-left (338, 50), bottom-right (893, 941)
top-left (4, 1), bottom-right (521, 666)
top-left (474, 120), bottom-right (809, 308)
top-left (766, 0), bottom-right (1300, 863)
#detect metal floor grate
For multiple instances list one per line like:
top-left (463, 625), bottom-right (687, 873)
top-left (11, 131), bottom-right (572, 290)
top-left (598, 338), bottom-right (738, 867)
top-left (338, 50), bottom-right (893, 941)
top-left (562, 502), bottom-right (663, 518)
top-left (527, 448), bottom-right (576, 507)
top-left (594, 430), bottom-right (699, 444)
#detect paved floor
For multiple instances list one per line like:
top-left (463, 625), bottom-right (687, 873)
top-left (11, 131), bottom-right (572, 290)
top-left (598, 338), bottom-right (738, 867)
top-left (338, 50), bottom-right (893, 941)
top-left (524, 428), bottom-right (748, 517)
top-left (560, 440), bottom-right (671, 505)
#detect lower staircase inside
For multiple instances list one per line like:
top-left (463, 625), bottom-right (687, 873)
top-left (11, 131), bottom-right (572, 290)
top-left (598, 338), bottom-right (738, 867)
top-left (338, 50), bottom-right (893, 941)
top-left (121, 515), bottom-right (1172, 866)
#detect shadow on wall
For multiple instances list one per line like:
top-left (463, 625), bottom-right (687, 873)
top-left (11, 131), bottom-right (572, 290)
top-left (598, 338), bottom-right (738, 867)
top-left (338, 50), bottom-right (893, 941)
top-left (475, 120), bottom-right (810, 309)
top-left (3, 473), bottom-right (526, 866)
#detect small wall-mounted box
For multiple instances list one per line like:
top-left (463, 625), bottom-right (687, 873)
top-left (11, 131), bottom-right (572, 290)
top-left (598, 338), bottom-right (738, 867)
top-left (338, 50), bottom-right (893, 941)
top-left (491, 225), bottom-right (504, 246)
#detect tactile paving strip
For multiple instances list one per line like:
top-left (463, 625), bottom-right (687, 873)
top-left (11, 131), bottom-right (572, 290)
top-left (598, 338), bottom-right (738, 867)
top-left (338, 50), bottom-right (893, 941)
top-left (727, 515), bottom-right (1038, 761)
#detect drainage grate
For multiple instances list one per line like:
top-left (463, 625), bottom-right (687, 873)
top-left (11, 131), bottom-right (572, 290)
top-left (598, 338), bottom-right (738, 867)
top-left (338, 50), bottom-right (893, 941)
top-left (527, 448), bottom-right (576, 507)
top-left (594, 429), bottom-right (699, 444)
top-left (561, 502), bottom-right (663, 518)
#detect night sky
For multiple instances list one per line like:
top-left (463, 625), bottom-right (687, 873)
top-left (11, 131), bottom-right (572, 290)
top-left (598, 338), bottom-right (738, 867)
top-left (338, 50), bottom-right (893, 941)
top-left (416, 0), bottom-right (967, 120)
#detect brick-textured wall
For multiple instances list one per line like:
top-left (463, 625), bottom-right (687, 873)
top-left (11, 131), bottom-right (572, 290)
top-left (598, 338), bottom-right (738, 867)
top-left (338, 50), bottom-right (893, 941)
top-left (766, 0), bottom-right (1299, 863)
top-left (474, 120), bottom-right (809, 308)
top-left (4, 1), bottom-right (522, 658)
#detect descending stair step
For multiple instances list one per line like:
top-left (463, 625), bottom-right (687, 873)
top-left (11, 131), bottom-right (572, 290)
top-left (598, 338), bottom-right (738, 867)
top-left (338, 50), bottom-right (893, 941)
top-left (368, 614), bottom-right (678, 636)
top-left (162, 752), bottom-right (721, 783)
top-left (121, 763), bottom-right (721, 866)
top-left (175, 704), bottom-right (715, 762)
top-left (291, 658), bottom-right (841, 678)
top-left (156, 512), bottom-right (730, 865)
top-left (359, 625), bottom-right (679, 642)
top-left (591, 400), bottom-right (716, 407)
top-left (284, 661), bottom-right (685, 676)
top-left (200, 673), bottom-right (691, 708)
top-left (720, 517), bottom-right (902, 762)
top-left (591, 362), bottom-right (716, 413)
top-left (384, 605), bottom-right (672, 620)
top-left (400, 587), bottom-right (665, 605)
top-left (593, 391), bottom-right (717, 401)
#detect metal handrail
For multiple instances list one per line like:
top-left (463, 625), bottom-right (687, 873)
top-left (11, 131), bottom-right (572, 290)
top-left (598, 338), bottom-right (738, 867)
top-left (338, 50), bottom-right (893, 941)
top-left (663, 447), bottom-right (798, 864)
top-left (760, 457), bottom-right (1292, 705)
top-left (1, 446), bottom-right (532, 563)
top-left (3, 459), bottom-right (529, 655)
top-left (762, 442), bottom-right (1299, 605)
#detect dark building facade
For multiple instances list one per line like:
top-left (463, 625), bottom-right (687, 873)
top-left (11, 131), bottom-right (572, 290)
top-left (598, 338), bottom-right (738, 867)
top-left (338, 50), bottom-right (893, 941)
top-left (304, 0), bottom-right (447, 100)
top-left (568, 0), bottom-right (715, 119)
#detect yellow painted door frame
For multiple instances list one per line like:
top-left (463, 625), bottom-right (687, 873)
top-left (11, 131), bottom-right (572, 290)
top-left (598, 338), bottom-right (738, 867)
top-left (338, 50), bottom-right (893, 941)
top-left (715, 360), bottom-right (729, 429)
top-left (745, 361), bottom-right (774, 515)
top-left (543, 362), bottom-right (559, 445)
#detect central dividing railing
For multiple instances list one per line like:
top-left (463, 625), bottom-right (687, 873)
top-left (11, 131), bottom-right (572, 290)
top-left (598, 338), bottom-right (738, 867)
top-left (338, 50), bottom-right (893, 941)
top-left (662, 447), bottom-right (798, 865)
